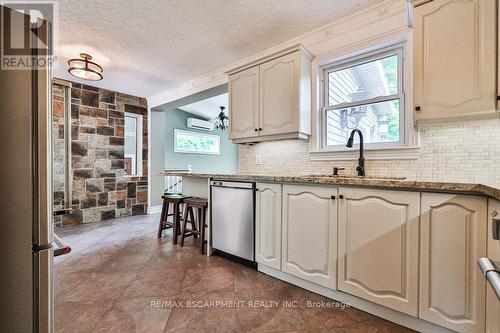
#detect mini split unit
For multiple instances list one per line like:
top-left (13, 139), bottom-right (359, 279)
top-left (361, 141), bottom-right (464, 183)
top-left (186, 118), bottom-right (214, 131)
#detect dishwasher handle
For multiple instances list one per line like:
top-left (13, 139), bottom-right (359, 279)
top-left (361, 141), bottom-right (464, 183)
top-left (210, 181), bottom-right (254, 189)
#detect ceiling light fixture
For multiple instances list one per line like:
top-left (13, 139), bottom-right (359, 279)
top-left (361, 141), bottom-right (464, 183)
top-left (67, 53), bottom-right (103, 81)
top-left (214, 106), bottom-right (229, 131)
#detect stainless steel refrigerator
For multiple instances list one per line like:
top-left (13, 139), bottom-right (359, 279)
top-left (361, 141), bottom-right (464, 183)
top-left (0, 5), bottom-right (54, 332)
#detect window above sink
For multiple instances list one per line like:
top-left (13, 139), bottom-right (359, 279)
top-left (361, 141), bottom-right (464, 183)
top-left (310, 39), bottom-right (419, 161)
top-left (324, 48), bottom-right (403, 147)
top-left (322, 45), bottom-right (405, 147)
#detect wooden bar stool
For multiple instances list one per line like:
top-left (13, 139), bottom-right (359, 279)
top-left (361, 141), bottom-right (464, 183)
top-left (157, 194), bottom-right (192, 244)
top-left (180, 197), bottom-right (208, 254)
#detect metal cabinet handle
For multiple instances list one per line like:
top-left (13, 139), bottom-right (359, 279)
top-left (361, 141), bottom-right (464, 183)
top-left (478, 258), bottom-right (500, 301)
top-left (492, 216), bottom-right (500, 240)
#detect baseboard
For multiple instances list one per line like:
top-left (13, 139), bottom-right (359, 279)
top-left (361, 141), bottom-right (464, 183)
top-left (148, 204), bottom-right (162, 214)
top-left (258, 265), bottom-right (453, 333)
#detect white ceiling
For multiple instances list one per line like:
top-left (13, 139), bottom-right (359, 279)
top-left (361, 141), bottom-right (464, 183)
top-left (178, 93), bottom-right (228, 119)
top-left (54, 0), bottom-right (383, 98)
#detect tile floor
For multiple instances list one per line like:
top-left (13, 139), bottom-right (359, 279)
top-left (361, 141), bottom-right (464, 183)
top-left (54, 213), bottom-right (415, 333)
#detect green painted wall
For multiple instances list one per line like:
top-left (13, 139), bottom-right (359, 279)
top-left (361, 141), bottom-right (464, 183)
top-left (150, 108), bottom-right (238, 206)
top-left (164, 108), bottom-right (238, 173)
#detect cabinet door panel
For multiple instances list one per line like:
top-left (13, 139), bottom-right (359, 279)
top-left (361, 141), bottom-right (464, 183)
top-left (420, 193), bottom-right (487, 333)
top-left (256, 183), bottom-right (282, 270)
top-left (338, 188), bottom-right (420, 316)
top-left (413, 0), bottom-right (496, 120)
top-left (259, 51), bottom-right (299, 135)
top-left (282, 185), bottom-right (337, 288)
top-left (229, 66), bottom-right (259, 139)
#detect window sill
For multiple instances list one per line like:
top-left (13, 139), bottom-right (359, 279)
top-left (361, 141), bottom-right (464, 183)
top-left (309, 146), bottom-right (420, 161)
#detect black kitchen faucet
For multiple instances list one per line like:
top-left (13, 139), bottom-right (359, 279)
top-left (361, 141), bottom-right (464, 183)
top-left (346, 129), bottom-right (365, 177)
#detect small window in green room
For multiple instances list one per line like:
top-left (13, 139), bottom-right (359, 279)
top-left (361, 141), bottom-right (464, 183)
top-left (174, 129), bottom-right (220, 155)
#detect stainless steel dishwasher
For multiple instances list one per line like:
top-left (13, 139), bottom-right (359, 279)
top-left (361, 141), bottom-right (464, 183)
top-left (210, 180), bottom-right (255, 263)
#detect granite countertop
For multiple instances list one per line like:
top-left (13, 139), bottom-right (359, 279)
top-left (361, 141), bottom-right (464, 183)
top-left (164, 172), bottom-right (500, 201)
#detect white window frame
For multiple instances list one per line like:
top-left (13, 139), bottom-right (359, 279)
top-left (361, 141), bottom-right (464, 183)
top-left (309, 38), bottom-right (419, 161)
top-left (124, 112), bottom-right (143, 177)
top-left (321, 44), bottom-right (405, 149)
top-left (174, 129), bottom-right (221, 155)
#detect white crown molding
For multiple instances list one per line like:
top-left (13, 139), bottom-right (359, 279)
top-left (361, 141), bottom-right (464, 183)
top-left (147, 0), bottom-right (407, 108)
top-left (225, 44), bottom-right (312, 75)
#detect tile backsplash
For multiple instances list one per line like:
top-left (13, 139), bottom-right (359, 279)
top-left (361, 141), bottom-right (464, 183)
top-left (238, 118), bottom-right (500, 187)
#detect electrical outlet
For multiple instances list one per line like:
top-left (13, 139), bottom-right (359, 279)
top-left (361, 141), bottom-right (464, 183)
top-left (255, 154), bottom-right (263, 165)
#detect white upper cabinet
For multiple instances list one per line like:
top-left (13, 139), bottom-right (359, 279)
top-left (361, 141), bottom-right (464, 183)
top-left (420, 193), bottom-right (487, 333)
top-left (413, 0), bottom-right (497, 121)
top-left (227, 45), bottom-right (312, 143)
top-left (228, 66), bottom-right (260, 140)
top-left (486, 199), bottom-right (500, 333)
top-left (259, 52), bottom-right (299, 136)
top-left (255, 183), bottom-right (282, 270)
top-left (281, 184), bottom-right (337, 289)
top-left (337, 188), bottom-right (420, 316)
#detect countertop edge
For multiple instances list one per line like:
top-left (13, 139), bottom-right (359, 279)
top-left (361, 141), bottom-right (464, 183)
top-left (164, 172), bottom-right (500, 201)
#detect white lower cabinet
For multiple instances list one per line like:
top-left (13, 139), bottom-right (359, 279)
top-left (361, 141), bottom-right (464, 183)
top-left (337, 188), bottom-right (420, 316)
top-left (420, 193), bottom-right (487, 333)
top-left (281, 184), bottom-right (337, 289)
top-left (255, 183), bottom-right (282, 270)
top-left (253, 182), bottom-right (492, 332)
top-left (486, 199), bottom-right (500, 333)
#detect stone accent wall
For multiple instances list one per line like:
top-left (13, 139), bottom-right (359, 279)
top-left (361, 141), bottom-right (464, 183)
top-left (53, 81), bottom-right (148, 226)
top-left (238, 118), bottom-right (500, 188)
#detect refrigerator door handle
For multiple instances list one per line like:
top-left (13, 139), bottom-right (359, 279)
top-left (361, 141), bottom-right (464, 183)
top-left (32, 243), bottom-right (53, 252)
top-left (478, 257), bottom-right (500, 301)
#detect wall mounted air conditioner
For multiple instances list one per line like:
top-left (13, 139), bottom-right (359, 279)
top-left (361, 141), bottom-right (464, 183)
top-left (187, 118), bottom-right (214, 131)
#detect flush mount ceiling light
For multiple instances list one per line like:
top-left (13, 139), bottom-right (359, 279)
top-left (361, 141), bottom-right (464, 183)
top-left (67, 53), bottom-right (103, 81)
top-left (214, 106), bottom-right (229, 131)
